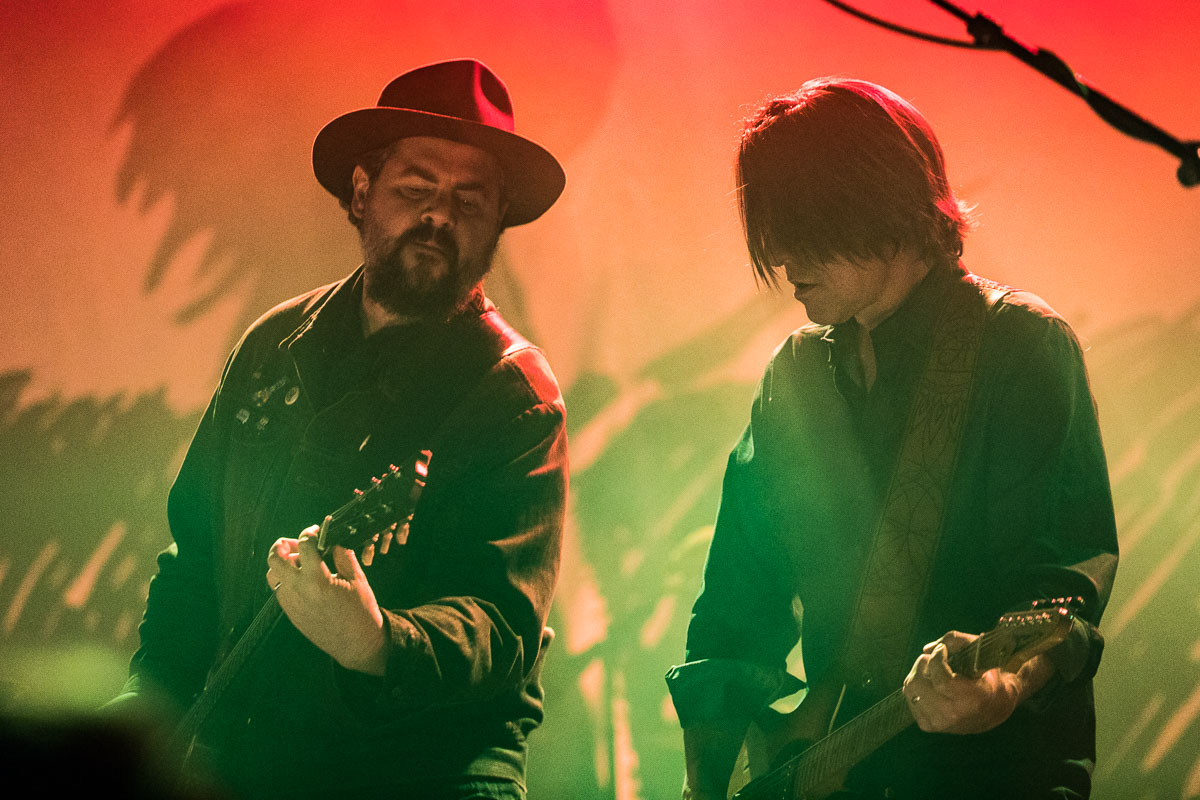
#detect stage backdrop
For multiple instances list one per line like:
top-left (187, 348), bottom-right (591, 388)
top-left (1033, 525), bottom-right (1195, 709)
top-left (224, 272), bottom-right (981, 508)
top-left (2, 1), bottom-right (1199, 797)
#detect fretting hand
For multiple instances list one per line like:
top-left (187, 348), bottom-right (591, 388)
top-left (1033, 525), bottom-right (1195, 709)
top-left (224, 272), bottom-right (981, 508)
top-left (901, 630), bottom-right (1053, 735)
top-left (360, 521), bottom-right (402, 567)
top-left (266, 522), bottom-right (388, 676)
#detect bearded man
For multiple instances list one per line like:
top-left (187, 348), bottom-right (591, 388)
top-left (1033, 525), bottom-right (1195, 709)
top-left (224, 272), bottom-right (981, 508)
top-left (112, 60), bottom-right (568, 800)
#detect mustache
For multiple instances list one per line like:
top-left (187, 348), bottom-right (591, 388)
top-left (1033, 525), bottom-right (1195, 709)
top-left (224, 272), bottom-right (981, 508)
top-left (392, 220), bottom-right (459, 265)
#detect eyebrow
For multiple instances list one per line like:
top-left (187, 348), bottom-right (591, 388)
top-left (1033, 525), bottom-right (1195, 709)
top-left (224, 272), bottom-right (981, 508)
top-left (396, 166), bottom-right (490, 194)
top-left (397, 166), bottom-right (438, 184)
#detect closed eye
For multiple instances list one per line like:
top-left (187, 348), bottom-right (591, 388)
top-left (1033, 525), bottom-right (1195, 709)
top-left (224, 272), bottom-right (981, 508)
top-left (397, 180), bottom-right (434, 200)
top-left (455, 190), bottom-right (487, 215)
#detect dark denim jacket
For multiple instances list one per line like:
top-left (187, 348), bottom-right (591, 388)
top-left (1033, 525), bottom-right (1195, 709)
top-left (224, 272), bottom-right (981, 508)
top-left (124, 269), bottom-right (567, 796)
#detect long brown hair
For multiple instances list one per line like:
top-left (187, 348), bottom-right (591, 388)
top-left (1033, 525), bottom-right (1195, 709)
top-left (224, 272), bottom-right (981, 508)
top-left (737, 78), bottom-right (973, 287)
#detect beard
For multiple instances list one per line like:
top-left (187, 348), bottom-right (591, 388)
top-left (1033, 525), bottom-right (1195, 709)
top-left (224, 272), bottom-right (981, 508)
top-left (361, 218), bottom-right (499, 320)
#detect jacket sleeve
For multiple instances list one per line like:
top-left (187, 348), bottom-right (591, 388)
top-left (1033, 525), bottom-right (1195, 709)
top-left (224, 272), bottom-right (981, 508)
top-left (666, 375), bottom-right (805, 730)
top-left (982, 304), bottom-right (1119, 690)
top-left (116, 387), bottom-right (225, 719)
top-left (354, 350), bottom-right (567, 713)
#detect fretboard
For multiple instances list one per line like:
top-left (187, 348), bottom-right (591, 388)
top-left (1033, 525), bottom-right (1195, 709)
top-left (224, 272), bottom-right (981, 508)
top-left (170, 592), bottom-right (286, 756)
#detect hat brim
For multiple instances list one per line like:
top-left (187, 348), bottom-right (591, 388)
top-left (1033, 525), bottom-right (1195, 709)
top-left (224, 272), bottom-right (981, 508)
top-left (313, 108), bottom-right (565, 228)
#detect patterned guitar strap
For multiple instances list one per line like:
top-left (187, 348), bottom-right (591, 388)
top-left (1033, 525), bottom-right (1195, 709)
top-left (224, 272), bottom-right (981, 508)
top-left (840, 274), bottom-right (1012, 691)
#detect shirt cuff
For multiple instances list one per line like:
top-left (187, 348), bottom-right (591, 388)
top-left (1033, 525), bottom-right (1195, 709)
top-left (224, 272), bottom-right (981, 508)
top-left (1026, 616), bottom-right (1105, 713)
top-left (665, 658), bottom-right (804, 728)
top-left (333, 610), bottom-right (430, 721)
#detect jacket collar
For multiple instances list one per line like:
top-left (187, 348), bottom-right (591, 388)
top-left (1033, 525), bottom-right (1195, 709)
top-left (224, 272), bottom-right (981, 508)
top-left (825, 261), bottom-right (968, 389)
top-left (279, 267), bottom-right (494, 400)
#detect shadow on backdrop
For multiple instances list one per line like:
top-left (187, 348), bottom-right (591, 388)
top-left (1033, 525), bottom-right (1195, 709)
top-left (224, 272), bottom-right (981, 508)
top-left (113, 0), bottom-right (618, 338)
top-left (3, 1), bottom-right (1200, 796)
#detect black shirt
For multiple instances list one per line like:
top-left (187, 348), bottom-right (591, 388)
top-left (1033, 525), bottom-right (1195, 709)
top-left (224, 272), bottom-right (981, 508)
top-left (668, 264), bottom-right (1118, 799)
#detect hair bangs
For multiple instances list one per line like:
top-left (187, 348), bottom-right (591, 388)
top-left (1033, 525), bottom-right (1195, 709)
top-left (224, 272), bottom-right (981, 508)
top-left (736, 78), bottom-right (974, 288)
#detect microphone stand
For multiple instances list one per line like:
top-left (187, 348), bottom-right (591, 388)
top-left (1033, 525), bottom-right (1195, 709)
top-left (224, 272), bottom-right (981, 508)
top-left (927, 0), bottom-right (1200, 188)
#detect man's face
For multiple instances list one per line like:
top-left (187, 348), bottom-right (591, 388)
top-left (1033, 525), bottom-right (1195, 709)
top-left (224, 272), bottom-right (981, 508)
top-left (780, 253), bottom-right (894, 328)
top-left (353, 136), bottom-right (505, 320)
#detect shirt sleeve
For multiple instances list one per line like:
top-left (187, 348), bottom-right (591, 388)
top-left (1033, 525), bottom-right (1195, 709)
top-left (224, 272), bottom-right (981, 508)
top-left (117, 388), bottom-right (225, 719)
top-left (667, 382), bottom-right (805, 729)
top-left (982, 304), bottom-right (1119, 692)
top-left (346, 350), bottom-right (567, 715)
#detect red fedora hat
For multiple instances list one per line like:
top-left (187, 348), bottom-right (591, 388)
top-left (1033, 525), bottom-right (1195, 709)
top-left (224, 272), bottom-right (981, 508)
top-left (313, 59), bottom-right (565, 227)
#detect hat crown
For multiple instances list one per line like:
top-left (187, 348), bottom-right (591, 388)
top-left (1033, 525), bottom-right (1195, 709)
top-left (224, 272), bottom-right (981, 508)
top-left (313, 58), bottom-right (563, 226)
top-left (377, 60), bottom-right (516, 133)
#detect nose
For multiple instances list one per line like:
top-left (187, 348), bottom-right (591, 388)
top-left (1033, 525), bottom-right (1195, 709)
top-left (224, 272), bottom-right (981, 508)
top-left (421, 189), bottom-right (455, 231)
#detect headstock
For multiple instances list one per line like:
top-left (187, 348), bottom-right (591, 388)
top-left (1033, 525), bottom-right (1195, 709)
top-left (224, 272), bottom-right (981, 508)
top-left (315, 450), bottom-right (432, 555)
top-left (955, 597), bottom-right (1083, 678)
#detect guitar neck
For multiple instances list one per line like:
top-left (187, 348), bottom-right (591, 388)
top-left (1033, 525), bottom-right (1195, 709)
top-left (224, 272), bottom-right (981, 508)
top-left (171, 591), bottom-right (286, 753)
top-left (779, 690), bottom-right (913, 797)
top-left (736, 602), bottom-right (1078, 800)
top-left (168, 454), bottom-right (430, 765)
top-left (739, 633), bottom-right (1003, 799)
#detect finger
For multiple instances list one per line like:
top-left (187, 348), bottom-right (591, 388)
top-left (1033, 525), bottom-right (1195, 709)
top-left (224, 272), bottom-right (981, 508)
top-left (267, 538), bottom-right (294, 570)
top-left (939, 630), bottom-right (975, 654)
top-left (911, 651), bottom-right (935, 681)
top-left (296, 528), bottom-right (322, 566)
top-left (927, 643), bottom-right (955, 683)
top-left (332, 545), bottom-right (368, 584)
top-left (904, 652), bottom-right (924, 688)
top-left (362, 541), bottom-right (376, 567)
top-left (296, 529), bottom-right (335, 582)
top-left (902, 672), bottom-right (933, 727)
top-left (379, 525), bottom-right (395, 555)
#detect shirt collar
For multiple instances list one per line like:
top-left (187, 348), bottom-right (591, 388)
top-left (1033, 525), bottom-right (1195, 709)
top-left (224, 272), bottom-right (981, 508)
top-left (826, 261), bottom-right (968, 385)
top-left (282, 268), bottom-right (494, 398)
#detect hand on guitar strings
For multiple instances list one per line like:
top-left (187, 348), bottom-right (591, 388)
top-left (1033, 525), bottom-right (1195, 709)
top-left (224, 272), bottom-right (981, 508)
top-left (265, 522), bottom-right (388, 677)
top-left (901, 631), bottom-right (1052, 735)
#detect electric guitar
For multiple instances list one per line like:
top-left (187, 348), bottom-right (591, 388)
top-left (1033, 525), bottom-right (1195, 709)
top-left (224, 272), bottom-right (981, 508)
top-left (169, 450), bottom-right (432, 767)
top-left (730, 599), bottom-right (1081, 800)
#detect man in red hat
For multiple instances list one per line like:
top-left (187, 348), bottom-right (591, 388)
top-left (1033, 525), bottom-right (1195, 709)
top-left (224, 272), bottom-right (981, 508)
top-left (112, 60), bottom-right (568, 800)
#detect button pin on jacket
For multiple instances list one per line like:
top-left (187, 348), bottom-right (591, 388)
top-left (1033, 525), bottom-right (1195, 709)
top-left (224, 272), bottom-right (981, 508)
top-left (253, 376), bottom-right (289, 407)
